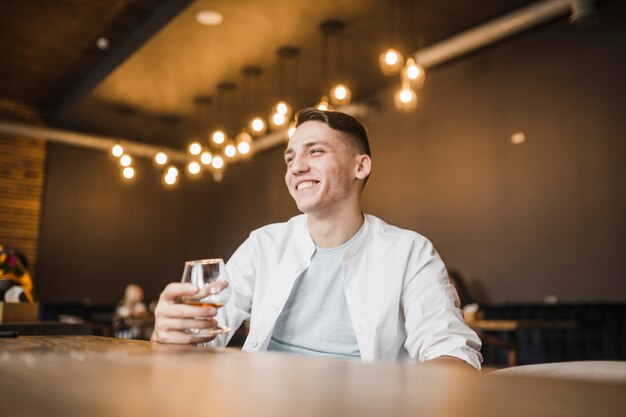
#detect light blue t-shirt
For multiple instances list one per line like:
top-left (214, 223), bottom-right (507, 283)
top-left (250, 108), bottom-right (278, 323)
top-left (268, 225), bottom-right (364, 358)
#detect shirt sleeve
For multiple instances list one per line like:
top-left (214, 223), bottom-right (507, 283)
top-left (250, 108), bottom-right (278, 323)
top-left (401, 237), bottom-right (483, 370)
top-left (209, 232), bottom-right (258, 347)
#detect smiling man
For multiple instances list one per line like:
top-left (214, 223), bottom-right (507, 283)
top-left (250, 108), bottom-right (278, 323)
top-left (152, 108), bottom-right (482, 369)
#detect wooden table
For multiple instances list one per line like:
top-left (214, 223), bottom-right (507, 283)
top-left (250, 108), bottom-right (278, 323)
top-left (470, 319), bottom-right (577, 367)
top-left (1, 336), bottom-right (624, 417)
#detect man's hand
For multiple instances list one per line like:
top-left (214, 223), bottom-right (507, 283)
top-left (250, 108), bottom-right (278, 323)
top-left (151, 283), bottom-right (218, 344)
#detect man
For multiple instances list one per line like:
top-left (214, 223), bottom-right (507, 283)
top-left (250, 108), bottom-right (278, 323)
top-left (152, 108), bottom-right (482, 369)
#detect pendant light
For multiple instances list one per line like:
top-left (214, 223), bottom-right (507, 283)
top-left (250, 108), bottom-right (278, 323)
top-left (393, 82), bottom-right (417, 113)
top-left (210, 81), bottom-right (235, 148)
top-left (242, 66), bottom-right (267, 136)
top-left (270, 46), bottom-right (299, 130)
top-left (319, 19), bottom-right (352, 107)
top-left (379, 0), bottom-right (404, 76)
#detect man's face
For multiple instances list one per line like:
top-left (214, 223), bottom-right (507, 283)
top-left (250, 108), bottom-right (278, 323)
top-left (284, 121), bottom-right (364, 216)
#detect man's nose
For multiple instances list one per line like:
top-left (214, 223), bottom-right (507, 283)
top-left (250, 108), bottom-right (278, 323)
top-left (290, 154), bottom-right (309, 174)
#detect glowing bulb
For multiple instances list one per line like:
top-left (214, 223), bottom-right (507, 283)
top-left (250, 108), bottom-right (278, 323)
top-left (188, 142), bottom-right (202, 155)
top-left (200, 150), bottom-right (213, 165)
top-left (154, 151), bottom-right (168, 166)
top-left (272, 112), bottom-right (286, 127)
top-left (166, 166), bottom-right (179, 177)
top-left (330, 83), bottom-right (351, 106)
top-left (211, 130), bottom-right (226, 145)
top-left (276, 101), bottom-right (289, 115)
top-left (379, 48), bottom-right (404, 76)
top-left (187, 161), bottom-right (201, 176)
top-left (402, 57), bottom-right (426, 89)
top-left (111, 144), bottom-right (124, 158)
top-left (249, 117), bottom-right (266, 135)
top-left (212, 155), bottom-right (224, 170)
top-left (163, 174), bottom-right (177, 186)
top-left (288, 123), bottom-right (296, 139)
top-left (315, 96), bottom-right (333, 111)
top-left (235, 131), bottom-right (253, 157)
top-left (224, 143), bottom-right (237, 158)
top-left (119, 154), bottom-right (132, 167)
top-left (393, 83), bottom-right (417, 113)
top-left (122, 166), bottom-right (135, 180)
top-left (237, 141), bottom-right (250, 154)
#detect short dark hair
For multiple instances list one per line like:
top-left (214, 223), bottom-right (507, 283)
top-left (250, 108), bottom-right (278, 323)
top-left (295, 108), bottom-right (371, 157)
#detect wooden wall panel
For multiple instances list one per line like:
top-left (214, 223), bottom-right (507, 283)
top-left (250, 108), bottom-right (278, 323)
top-left (0, 136), bottom-right (46, 274)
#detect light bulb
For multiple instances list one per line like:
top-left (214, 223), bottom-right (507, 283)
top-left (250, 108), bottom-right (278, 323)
top-left (166, 166), bottom-right (179, 177)
top-left (111, 144), bottom-right (124, 158)
top-left (276, 101), bottom-right (290, 115)
top-left (187, 161), bottom-right (201, 176)
top-left (270, 112), bottom-right (286, 128)
top-left (188, 142), bottom-right (202, 155)
top-left (237, 141), bottom-right (251, 154)
top-left (393, 83), bottom-right (418, 113)
top-left (200, 150), bottom-right (213, 165)
top-left (163, 173), bottom-right (178, 187)
top-left (330, 83), bottom-right (351, 106)
top-left (248, 116), bottom-right (267, 136)
top-left (211, 130), bottom-right (226, 146)
top-left (315, 96), bottom-right (334, 111)
top-left (122, 166), bottom-right (135, 180)
top-left (224, 142), bottom-right (237, 158)
top-left (379, 48), bottom-right (404, 76)
top-left (212, 155), bottom-right (224, 170)
top-left (119, 154), bottom-right (132, 167)
top-left (235, 131), bottom-right (253, 157)
top-left (154, 151), bottom-right (168, 166)
top-left (402, 57), bottom-right (426, 89)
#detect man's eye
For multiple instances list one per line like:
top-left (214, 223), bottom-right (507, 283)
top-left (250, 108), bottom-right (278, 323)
top-left (285, 157), bottom-right (294, 164)
top-left (310, 149), bottom-right (323, 154)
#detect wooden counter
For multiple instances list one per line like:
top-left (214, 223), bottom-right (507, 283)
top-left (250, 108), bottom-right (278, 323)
top-left (1, 336), bottom-right (624, 417)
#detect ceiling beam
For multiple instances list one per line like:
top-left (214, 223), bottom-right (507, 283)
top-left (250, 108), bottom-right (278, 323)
top-left (47, 0), bottom-right (193, 124)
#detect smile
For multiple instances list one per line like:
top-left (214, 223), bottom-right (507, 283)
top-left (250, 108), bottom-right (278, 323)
top-left (296, 180), bottom-right (318, 191)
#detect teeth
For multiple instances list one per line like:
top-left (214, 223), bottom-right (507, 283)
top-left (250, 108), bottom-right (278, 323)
top-left (297, 181), bottom-right (316, 191)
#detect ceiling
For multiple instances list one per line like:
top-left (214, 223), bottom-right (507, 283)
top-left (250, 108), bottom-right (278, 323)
top-left (1, 0), bottom-right (539, 149)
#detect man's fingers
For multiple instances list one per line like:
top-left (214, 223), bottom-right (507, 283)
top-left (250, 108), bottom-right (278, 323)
top-left (160, 282), bottom-right (199, 302)
top-left (158, 303), bottom-right (217, 319)
top-left (156, 317), bottom-right (217, 331)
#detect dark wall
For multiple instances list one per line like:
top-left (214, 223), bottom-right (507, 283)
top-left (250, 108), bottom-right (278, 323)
top-left (37, 2), bottom-right (626, 304)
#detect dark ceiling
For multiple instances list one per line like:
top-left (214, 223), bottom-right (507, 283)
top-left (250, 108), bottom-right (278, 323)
top-left (1, 0), bottom-right (548, 148)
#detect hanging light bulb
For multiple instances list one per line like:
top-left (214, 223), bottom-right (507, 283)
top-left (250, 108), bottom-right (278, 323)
top-left (402, 57), bottom-right (425, 89)
top-left (119, 154), bottom-right (132, 167)
top-left (162, 166), bottom-right (179, 188)
top-left (248, 116), bottom-right (267, 136)
top-left (224, 140), bottom-right (237, 159)
top-left (235, 131), bottom-right (253, 157)
top-left (315, 96), bottom-right (334, 111)
top-left (287, 122), bottom-right (297, 139)
top-left (186, 161), bottom-right (202, 177)
top-left (121, 166), bottom-right (135, 181)
top-left (379, 48), bottom-right (404, 76)
top-left (211, 129), bottom-right (226, 146)
top-left (211, 155), bottom-right (225, 170)
top-left (200, 150), bottom-right (213, 165)
top-left (154, 151), bottom-right (168, 166)
top-left (270, 111), bottom-right (287, 129)
top-left (393, 82), bottom-right (418, 113)
top-left (329, 83), bottom-right (351, 106)
top-left (188, 141), bottom-right (202, 155)
top-left (111, 143), bottom-right (124, 158)
top-left (269, 100), bottom-right (292, 130)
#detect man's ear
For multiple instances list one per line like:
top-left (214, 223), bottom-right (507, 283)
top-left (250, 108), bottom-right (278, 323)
top-left (354, 154), bottom-right (372, 180)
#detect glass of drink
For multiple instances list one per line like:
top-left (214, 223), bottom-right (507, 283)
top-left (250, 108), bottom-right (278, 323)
top-left (179, 258), bottom-right (232, 336)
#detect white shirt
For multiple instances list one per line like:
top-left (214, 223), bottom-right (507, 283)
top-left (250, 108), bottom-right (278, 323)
top-left (213, 214), bottom-right (483, 369)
